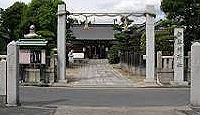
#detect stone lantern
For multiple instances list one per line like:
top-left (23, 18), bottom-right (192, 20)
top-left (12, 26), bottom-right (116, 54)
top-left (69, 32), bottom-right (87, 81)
top-left (17, 25), bottom-right (48, 84)
top-left (24, 25), bottom-right (39, 38)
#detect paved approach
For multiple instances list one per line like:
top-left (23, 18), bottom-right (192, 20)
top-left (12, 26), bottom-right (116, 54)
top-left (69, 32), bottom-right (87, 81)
top-left (20, 87), bottom-right (189, 107)
top-left (70, 59), bottom-right (133, 87)
top-left (0, 87), bottom-right (190, 115)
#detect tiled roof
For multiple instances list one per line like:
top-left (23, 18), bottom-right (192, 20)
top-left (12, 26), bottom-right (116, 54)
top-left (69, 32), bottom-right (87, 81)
top-left (71, 24), bottom-right (115, 40)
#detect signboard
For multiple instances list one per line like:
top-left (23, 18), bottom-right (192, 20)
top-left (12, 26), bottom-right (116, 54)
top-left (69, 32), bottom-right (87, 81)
top-left (19, 50), bottom-right (31, 64)
top-left (174, 28), bottom-right (184, 82)
top-left (19, 49), bottom-right (46, 64)
top-left (41, 50), bottom-right (46, 64)
top-left (73, 53), bottom-right (84, 59)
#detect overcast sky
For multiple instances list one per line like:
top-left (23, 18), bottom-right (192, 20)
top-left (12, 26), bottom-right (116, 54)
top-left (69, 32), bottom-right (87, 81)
top-left (0, 0), bottom-right (165, 23)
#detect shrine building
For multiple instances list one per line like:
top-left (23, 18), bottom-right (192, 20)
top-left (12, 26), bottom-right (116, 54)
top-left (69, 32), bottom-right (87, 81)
top-left (71, 24), bottom-right (118, 59)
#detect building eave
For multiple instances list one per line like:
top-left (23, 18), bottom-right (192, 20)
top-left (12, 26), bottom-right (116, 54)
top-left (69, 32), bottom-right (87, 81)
top-left (17, 39), bottom-right (48, 46)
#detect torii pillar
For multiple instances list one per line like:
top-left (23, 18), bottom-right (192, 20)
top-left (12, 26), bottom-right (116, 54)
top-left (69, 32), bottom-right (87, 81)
top-left (57, 4), bottom-right (67, 82)
top-left (144, 5), bottom-right (156, 82)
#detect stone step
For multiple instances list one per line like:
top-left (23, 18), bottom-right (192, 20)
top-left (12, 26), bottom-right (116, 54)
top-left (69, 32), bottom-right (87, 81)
top-left (88, 59), bottom-right (109, 64)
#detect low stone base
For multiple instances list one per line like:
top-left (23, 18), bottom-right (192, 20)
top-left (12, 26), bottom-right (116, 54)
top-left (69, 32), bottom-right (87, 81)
top-left (142, 79), bottom-right (159, 87)
top-left (144, 78), bottom-right (156, 83)
top-left (20, 82), bottom-right (49, 87)
top-left (0, 95), bottom-right (6, 106)
top-left (25, 69), bottom-right (40, 83)
top-left (6, 104), bottom-right (18, 107)
top-left (6, 99), bottom-right (20, 107)
top-left (52, 80), bottom-right (69, 87)
top-left (170, 81), bottom-right (188, 86)
top-left (58, 80), bottom-right (68, 83)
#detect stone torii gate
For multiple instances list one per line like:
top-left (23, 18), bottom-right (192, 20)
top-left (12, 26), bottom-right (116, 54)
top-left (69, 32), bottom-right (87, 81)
top-left (4, 4), bottom-right (155, 105)
top-left (57, 4), bottom-right (156, 83)
top-left (5, 3), bottom-right (200, 107)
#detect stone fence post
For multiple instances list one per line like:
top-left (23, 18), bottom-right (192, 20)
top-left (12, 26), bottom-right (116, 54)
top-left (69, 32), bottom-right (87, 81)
top-left (7, 41), bottom-right (19, 106)
top-left (157, 51), bottom-right (162, 71)
top-left (0, 59), bottom-right (6, 104)
top-left (156, 51), bottom-right (162, 84)
top-left (191, 42), bottom-right (200, 106)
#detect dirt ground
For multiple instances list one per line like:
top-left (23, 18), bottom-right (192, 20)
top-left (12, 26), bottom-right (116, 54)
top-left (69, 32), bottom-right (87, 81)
top-left (112, 64), bottom-right (145, 83)
top-left (66, 65), bottom-right (81, 83)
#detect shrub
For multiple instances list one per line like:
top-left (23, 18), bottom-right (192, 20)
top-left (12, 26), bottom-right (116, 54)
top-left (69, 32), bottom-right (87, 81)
top-left (108, 45), bottom-right (120, 64)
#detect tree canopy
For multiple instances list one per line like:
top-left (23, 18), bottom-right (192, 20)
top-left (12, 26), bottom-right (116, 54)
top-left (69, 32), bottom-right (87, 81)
top-left (141, 19), bottom-right (175, 55)
top-left (1, 2), bottom-right (26, 40)
top-left (108, 17), bottom-right (143, 64)
top-left (0, 0), bottom-right (74, 53)
top-left (113, 17), bottom-right (143, 52)
top-left (22, 0), bottom-right (64, 34)
top-left (21, 0), bottom-right (64, 50)
top-left (161, 0), bottom-right (200, 52)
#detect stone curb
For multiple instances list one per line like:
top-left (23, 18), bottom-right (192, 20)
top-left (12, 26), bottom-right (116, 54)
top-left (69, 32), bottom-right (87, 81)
top-left (19, 84), bottom-right (190, 89)
top-left (53, 105), bottom-right (189, 115)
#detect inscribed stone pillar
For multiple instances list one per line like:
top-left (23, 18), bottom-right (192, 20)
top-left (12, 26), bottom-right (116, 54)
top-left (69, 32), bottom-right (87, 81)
top-left (7, 41), bottom-right (19, 106)
top-left (191, 42), bottom-right (200, 106)
top-left (57, 4), bottom-right (66, 81)
top-left (174, 28), bottom-right (185, 84)
top-left (144, 5), bottom-right (156, 82)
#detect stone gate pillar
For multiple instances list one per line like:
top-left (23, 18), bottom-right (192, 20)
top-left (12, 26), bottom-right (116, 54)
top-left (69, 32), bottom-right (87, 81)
top-left (7, 41), bottom-right (19, 106)
top-left (57, 4), bottom-right (66, 81)
top-left (144, 5), bottom-right (156, 82)
top-left (191, 42), bottom-right (200, 106)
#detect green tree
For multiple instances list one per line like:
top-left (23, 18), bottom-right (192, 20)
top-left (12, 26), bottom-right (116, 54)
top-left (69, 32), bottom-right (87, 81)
top-left (1, 2), bottom-right (26, 40)
top-left (20, 0), bottom-right (64, 50)
top-left (108, 45), bottom-right (120, 64)
top-left (1, 0), bottom-right (76, 53)
top-left (22, 0), bottom-right (64, 34)
top-left (108, 17), bottom-right (143, 64)
top-left (0, 8), bottom-right (3, 24)
top-left (0, 8), bottom-right (4, 37)
top-left (113, 17), bottom-right (142, 52)
top-left (141, 19), bottom-right (175, 55)
top-left (161, 0), bottom-right (200, 52)
top-left (0, 8), bottom-right (10, 54)
top-left (20, 0), bottom-right (78, 50)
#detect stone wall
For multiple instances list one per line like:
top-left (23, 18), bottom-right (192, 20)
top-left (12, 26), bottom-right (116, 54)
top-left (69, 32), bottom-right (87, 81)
top-left (156, 51), bottom-right (191, 85)
top-left (156, 52), bottom-right (174, 84)
top-left (119, 51), bottom-right (191, 85)
top-left (0, 59), bottom-right (6, 105)
top-left (120, 63), bottom-right (146, 76)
